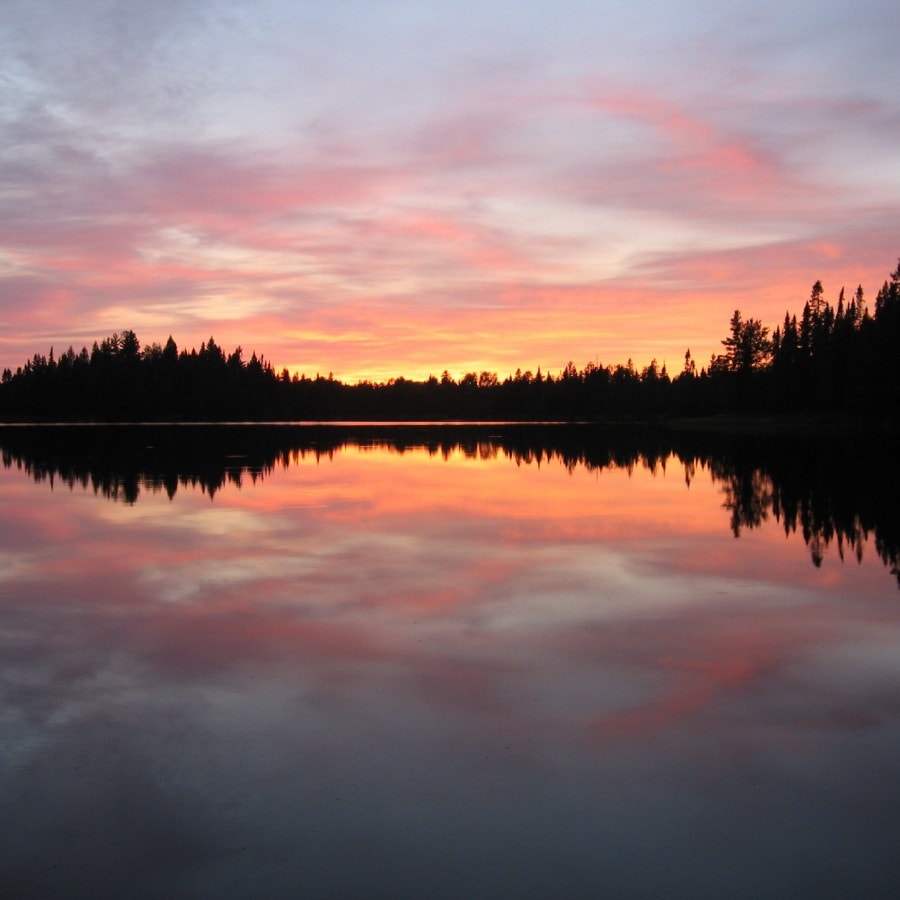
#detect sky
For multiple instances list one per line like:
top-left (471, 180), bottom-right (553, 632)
top-left (1, 0), bottom-right (898, 383)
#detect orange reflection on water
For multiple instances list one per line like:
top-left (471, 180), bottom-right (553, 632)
top-left (221, 444), bottom-right (728, 540)
top-left (1, 437), bottom-right (899, 897)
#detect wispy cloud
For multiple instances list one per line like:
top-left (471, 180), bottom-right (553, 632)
top-left (1, 1), bottom-right (897, 378)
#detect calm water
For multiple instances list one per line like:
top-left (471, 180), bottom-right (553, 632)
top-left (1, 425), bottom-right (898, 899)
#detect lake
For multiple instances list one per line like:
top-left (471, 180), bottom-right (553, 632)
top-left (1, 424), bottom-right (898, 898)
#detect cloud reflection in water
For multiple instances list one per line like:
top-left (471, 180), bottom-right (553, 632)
top-left (0, 425), bottom-right (898, 898)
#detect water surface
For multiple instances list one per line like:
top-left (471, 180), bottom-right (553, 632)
top-left (1, 425), bottom-right (898, 898)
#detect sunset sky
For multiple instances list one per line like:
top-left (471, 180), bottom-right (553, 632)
top-left (2, 0), bottom-right (898, 382)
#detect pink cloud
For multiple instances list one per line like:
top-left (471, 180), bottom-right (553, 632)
top-left (130, 149), bottom-right (401, 220)
top-left (1, 79), bottom-right (896, 383)
top-left (581, 85), bottom-right (809, 214)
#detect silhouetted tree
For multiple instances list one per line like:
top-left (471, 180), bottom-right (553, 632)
top-left (1, 255), bottom-right (898, 423)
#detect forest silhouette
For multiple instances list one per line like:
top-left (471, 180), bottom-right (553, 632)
top-left (2, 422), bottom-right (897, 586)
top-left (1, 258), bottom-right (898, 423)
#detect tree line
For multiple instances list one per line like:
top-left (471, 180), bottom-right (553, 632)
top-left (1, 258), bottom-right (898, 423)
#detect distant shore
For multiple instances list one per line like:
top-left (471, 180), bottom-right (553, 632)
top-left (661, 413), bottom-right (899, 436)
top-left (1, 414), bottom-right (897, 436)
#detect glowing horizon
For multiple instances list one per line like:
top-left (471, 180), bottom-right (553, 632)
top-left (1, 2), bottom-right (898, 383)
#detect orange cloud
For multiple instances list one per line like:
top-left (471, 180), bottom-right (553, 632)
top-left (1, 77), bottom-right (896, 383)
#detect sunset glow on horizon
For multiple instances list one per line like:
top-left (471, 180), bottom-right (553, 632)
top-left (2, 1), bottom-right (898, 383)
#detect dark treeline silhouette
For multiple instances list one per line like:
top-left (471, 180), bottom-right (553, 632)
top-left (1, 258), bottom-right (898, 423)
top-left (2, 423), bottom-right (898, 586)
top-left (684, 258), bottom-right (900, 418)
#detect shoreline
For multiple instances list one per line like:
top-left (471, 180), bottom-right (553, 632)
top-left (0, 413), bottom-right (896, 436)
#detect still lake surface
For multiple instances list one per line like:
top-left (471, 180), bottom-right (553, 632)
top-left (1, 424), bottom-right (898, 898)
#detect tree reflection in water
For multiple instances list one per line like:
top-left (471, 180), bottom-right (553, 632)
top-left (2, 422), bottom-right (898, 586)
